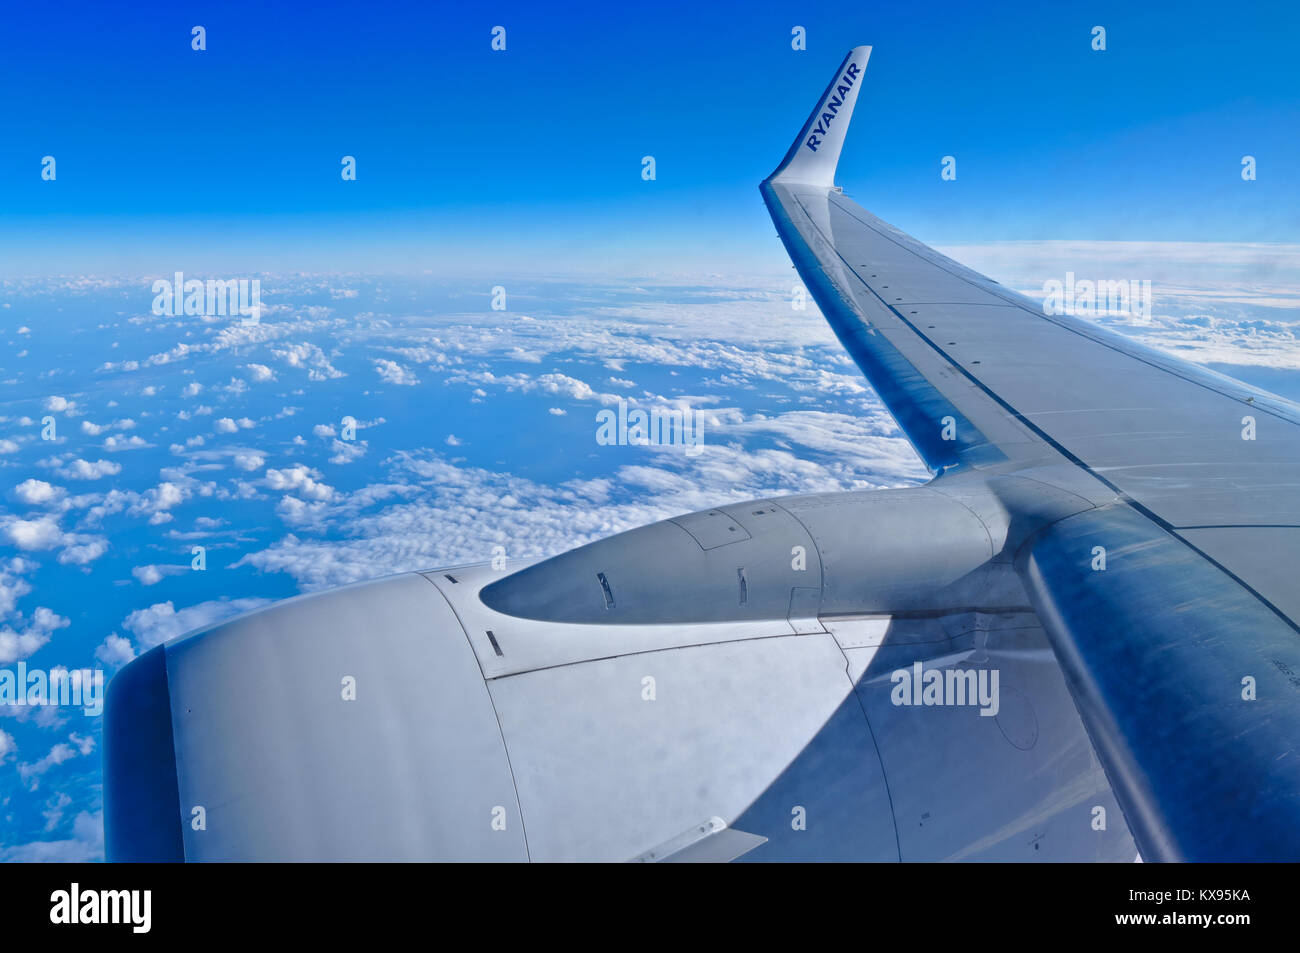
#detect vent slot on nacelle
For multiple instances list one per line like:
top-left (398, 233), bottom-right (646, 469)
top-left (596, 572), bottom-right (616, 609)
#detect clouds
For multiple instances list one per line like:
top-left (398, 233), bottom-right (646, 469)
top-left (121, 597), bottom-right (271, 651)
top-left (2, 515), bottom-right (66, 551)
top-left (57, 538), bottom-right (110, 566)
top-left (188, 277), bottom-right (939, 598)
top-left (0, 810), bottom-right (103, 862)
top-left (0, 607), bottom-right (71, 665)
top-left (948, 240), bottom-right (1300, 371)
top-left (12, 479), bottom-right (64, 506)
top-left (54, 458), bottom-right (121, 480)
top-left (946, 240), bottom-right (1300, 290)
top-left (214, 416), bottom-right (254, 434)
top-left (4, 477), bottom-right (188, 554)
top-left (0, 559), bottom-right (34, 618)
top-left (373, 359), bottom-right (418, 386)
top-left (233, 408), bottom-right (927, 593)
top-left (55, 277), bottom-right (942, 598)
top-left (17, 733), bottom-right (96, 791)
top-left (127, 481), bottom-right (189, 525)
top-left (1110, 310), bottom-right (1300, 370)
top-left (264, 465), bottom-right (334, 501)
top-left (245, 363), bottom-right (275, 382)
top-left (272, 342), bottom-right (345, 380)
top-left (81, 418), bottom-right (135, 437)
top-left (327, 439), bottom-right (366, 465)
top-left (42, 792), bottom-right (73, 833)
top-left (102, 434), bottom-right (147, 451)
top-left (95, 633), bottom-right (136, 667)
top-left (233, 451), bottom-right (266, 471)
top-left (447, 369), bottom-right (622, 406)
top-left (131, 564), bottom-right (185, 586)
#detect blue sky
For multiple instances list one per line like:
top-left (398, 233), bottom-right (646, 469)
top-left (2, 0), bottom-right (1298, 274)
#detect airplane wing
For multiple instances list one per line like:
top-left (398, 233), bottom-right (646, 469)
top-left (763, 46), bottom-right (1300, 860)
top-left (104, 46), bottom-right (1300, 864)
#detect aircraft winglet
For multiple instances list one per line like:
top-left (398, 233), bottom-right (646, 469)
top-left (767, 45), bottom-right (872, 188)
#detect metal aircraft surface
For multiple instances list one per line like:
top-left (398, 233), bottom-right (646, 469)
top-left (104, 46), bottom-right (1300, 863)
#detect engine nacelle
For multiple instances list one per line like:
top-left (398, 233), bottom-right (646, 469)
top-left (482, 486), bottom-right (1005, 625)
top-left (105, 477), bottom-right (1136, 862)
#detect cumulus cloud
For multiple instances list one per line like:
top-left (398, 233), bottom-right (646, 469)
top-left (0, 810), bottom-right (104, 862)
top-left (131, 565), bottom-right (166, 585)
top-left (0, 607), bottom-right (71, 664)
top-left (81, 419), bottom-right (134, 437)
top-left (245, 363), bottom-right (275, 382)
top-left (0, 559), bottom-right (34, 618)
top-left (55, 458), bottom-right (121, 480)
top-left (327, 440), bottom-right (366, 465)
top-left (121, 597), bottom-right (271, 650)
top-left (127, 481), bottom-right (189, 524)
top-left (95, 633), bottom-right (136, 667)
top-left (233, 406), bottom-right (927, 593)
top-left (449, 370), bottom-right (620, 406)
top-left (214, 417), bottom-right (238, 434)
top-left (373, 359), bottom-right (419, 386)
top-left (102, 434), bottom-right (146, 451)
top-left (1, 515), bottom-right (64, 551)
top-left (17, 733), bottom-right (96, 790)
top-left (12, 479), bottom-right (64, 506)
top-left (272, 342), bottom-right (345, 380)
top-left (57, 538), bottom-right (109, 566)
top-left (43, 792), bottom-right (73, 832)
top-left (264, 465), bottom-right (334, 501)
top-left (0, 727), bottom-right (15, 762)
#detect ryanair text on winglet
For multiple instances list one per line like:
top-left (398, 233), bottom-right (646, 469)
top-left (804, 60), bottom-right (861, 153)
